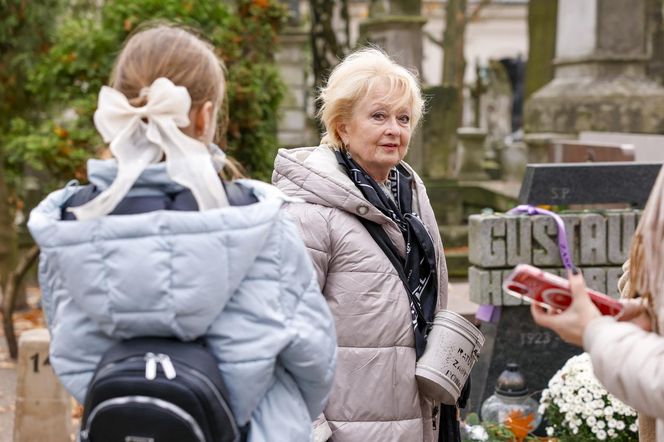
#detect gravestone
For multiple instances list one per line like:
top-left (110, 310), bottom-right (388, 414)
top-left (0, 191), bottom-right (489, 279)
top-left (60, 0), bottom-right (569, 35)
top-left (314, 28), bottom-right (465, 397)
top-left (13, 329), bottom-right (71, 442)
top-left (466, 162), bottom-right (650, 419)
top-left (579, 131), bottom-right (664, 162)
top-left (481, 60), bottom-right (513, 180)
top-left (518, 162), bottom-right (662, 207)
top-left (548, 140), bottom-right (635, 163)
top-left (455, 127), bottom-right (489, 180)
top-left (467, 210), bottom-right (640, 422)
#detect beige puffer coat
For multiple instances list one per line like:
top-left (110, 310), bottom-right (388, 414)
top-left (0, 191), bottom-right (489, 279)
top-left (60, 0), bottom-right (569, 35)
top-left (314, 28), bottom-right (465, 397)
top-left (273, 145), bottom-right (449, 442)
top-left (584, 262), bottom-right (664, 441)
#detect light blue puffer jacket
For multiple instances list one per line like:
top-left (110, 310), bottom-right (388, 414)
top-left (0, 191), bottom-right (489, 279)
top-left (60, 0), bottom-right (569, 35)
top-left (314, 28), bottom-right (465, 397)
top-left (28, 159), bottom-right (337, 442)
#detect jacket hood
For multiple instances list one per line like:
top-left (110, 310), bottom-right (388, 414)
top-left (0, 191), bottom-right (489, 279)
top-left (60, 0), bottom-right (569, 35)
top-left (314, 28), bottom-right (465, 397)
top-left (29, 160), bottom-right (296, 340)
top-left (272, 145), bottom-right (395, 225)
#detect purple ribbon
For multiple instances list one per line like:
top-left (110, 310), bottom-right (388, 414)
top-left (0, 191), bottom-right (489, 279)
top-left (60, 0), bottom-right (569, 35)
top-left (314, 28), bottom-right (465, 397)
top-left (476, 204), bottom-right (574, 323)
top-left (506, 204), bottom-right (574, 270)
top-left (475, 304), bottom-right (501, 323)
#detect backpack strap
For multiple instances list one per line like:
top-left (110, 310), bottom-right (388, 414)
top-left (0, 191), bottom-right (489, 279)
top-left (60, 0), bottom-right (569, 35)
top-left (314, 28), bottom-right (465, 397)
top-left (61, 185), bottom-right (99, 220)
top-left (61, 181), bottom-right (258, 220)
top-left (223, 181), bottom-right (258, 206)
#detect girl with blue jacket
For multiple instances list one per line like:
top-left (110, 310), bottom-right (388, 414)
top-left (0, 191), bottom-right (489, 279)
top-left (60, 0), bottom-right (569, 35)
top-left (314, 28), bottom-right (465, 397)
top-left (27, 24), bottom-right (336, 442)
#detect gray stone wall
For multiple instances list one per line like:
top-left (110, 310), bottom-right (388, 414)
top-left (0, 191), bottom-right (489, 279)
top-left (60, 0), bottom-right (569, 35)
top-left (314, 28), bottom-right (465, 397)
top-left (468, 210), bottom-right (640, 305)
top-left (276, 28), bottom-right (319, 148)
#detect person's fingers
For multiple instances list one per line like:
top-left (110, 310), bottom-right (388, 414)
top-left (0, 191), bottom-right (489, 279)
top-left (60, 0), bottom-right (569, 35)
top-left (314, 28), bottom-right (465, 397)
top-left (567, 268), bottom-right (587, 298)
top-left (531, 302), bottom-right (553, 327)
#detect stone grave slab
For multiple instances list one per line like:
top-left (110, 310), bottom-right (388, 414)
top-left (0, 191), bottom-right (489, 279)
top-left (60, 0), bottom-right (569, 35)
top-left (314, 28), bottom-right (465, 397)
top-left (518, 162), bottom-right (662, 208)
top-left (549, 140), bottom-right (635, 163)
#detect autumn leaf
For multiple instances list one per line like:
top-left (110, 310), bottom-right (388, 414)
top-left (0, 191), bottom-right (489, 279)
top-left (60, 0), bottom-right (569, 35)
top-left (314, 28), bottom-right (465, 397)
top-left (53, 126), bottom-right (68, 139)
top-left (72, 403), bottom-right (83, 419)
top-left (124, 18), bottom-right (133, 32)
top-left (63, 52), bottom-right (77, 63)
top-left (17, 308), bottom-right (45, 326)
top-left (504, 409), bottom-right (535, 442)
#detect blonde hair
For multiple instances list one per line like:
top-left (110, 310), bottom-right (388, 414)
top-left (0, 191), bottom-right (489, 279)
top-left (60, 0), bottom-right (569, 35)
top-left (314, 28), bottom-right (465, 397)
top-left (628, 167), bottom-right (664, 307)
top-left (317, 48), bottom-right (424, 147)
top-left (110, 23), bottom-right (244, 179)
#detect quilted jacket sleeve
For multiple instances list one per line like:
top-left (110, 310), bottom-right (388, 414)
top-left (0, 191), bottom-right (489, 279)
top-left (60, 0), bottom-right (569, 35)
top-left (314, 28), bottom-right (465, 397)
top-left (38, 249), bottom-right (114, 404)
top-left (584, 317), bottom-right (664, 419)
top-left (278, 214), bottom-right (337, 419)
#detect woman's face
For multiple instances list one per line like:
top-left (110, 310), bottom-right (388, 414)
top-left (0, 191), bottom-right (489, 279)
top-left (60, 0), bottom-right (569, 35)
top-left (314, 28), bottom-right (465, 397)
top-left (337, 84), bottom-right (412, 182)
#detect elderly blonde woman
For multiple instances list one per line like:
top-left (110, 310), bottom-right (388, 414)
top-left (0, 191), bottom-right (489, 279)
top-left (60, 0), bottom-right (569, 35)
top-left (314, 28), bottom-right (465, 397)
top-left (273, 48), bottom-right (455, 441)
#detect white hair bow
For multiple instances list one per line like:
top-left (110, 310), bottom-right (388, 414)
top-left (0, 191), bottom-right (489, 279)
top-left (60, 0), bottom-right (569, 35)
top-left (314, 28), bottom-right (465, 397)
top-left (69, 77), bottom-right (229, 221)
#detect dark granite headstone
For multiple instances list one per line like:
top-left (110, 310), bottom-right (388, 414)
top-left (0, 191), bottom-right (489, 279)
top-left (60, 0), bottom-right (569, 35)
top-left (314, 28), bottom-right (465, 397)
top-left (518, 162), bottom-right (662, 208)
top-left (468, 306), bottom-right (582, 422)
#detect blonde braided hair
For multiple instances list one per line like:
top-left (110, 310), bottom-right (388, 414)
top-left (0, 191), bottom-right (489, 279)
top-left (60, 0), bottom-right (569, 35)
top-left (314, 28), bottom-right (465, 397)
top-left (626, 167), bottom-right (664, 331)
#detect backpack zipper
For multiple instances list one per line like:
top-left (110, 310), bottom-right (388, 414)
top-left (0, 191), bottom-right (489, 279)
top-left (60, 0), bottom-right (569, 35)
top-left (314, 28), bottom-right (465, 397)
top-left (145, 352), bottom-right (177, 380)
top-left (145, 353), bottom-right (158, 380)
top-left (157, 353), bottom-right (177, 379)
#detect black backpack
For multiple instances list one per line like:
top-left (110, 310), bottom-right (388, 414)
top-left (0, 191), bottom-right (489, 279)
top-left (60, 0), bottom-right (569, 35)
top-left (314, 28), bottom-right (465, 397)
top-left (79, 338), bottom-right (240, 442)
top-left (69, 181), bottom-right (257, 442)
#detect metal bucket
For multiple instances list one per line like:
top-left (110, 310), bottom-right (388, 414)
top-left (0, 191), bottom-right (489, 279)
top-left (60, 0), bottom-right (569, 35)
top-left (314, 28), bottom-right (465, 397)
top-left (415, 310), bottom-right (485, 405)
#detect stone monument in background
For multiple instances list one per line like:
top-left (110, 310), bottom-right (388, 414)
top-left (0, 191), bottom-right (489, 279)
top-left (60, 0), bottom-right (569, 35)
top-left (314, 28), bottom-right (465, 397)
top-left (360, 0), bottom-right (427, 172)
top-left (524, 0), bottom-right (664, 162)
top-left (276, 0), bottom-right (318, 148)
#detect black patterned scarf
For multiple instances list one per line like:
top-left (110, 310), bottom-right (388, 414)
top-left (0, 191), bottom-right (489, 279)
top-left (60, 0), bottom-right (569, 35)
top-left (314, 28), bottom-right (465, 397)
top-left (336, 149), bottom-right (437, 358)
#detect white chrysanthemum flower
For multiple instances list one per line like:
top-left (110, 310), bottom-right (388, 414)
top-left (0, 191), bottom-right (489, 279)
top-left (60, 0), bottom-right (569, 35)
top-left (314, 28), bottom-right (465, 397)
top-left (468, 425), bottom-right (488, 441)
top-left (540, 353), bottom-right (638, 440)
top-left (546, 426), bottom-right (554, 436)
top-left (630, 423), bottom-right (638, 432)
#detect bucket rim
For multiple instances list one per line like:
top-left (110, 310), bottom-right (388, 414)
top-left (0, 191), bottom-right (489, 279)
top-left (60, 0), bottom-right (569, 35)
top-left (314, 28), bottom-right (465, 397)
top-left (432, 310), bottom-right (485, 346)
